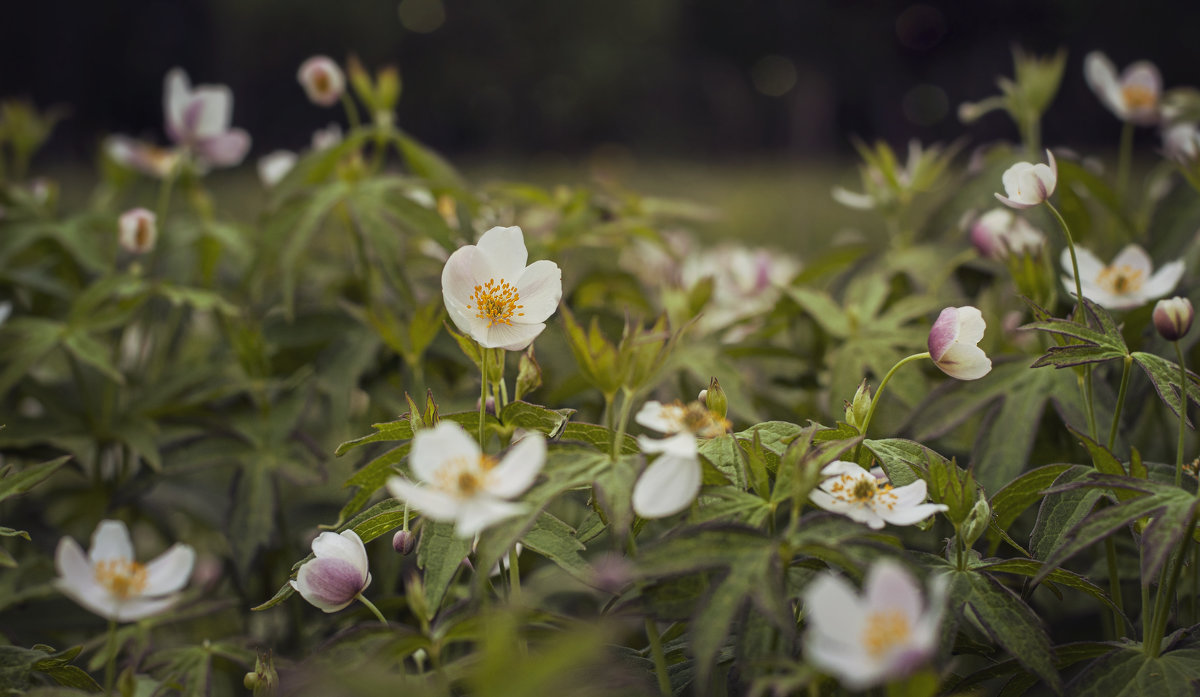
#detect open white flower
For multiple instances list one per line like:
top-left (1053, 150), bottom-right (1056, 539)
top-left (441, 226), bottom-right (562, 351)
top-left (55, 519), bottom-right (195, 622)
top-left (118, 208), bottom-right (157, 255)
top-left (803, 559), bottom-right (945, 690)
top-left (969, 208), bottom-right (1046, 260)
top-left (1060, 244), bottom-right (1184, 310)
top-left (290, 530), bottom-right (371, 613)
top-left (927, 306), bottom-right (992, 381)
top-left (163, 68), bottom-right (251, 169)
top-left (1084, 51), bottom-right (1161, 125)
top-left (995, 150), bottom-right (1057, 209)
top-left (297, 56), bottom-right (346, 107)
top-left (386, 421), bottom-right (545, 538)
top-left (810, 461), bottom-right (947, 529)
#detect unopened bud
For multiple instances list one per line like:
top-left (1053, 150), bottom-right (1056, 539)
top-left (704, 377), bottom-right (727, 420)
top-left (960, 496), bottom-right (991, 547)
top-left (393, 529), bottom-right (416, 555)
top-left (1154, 297), bottom-right (1194, 341)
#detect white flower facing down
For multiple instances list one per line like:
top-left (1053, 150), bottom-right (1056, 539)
top-left (803, 559), bottom-right (945, 691)
top-left (969, 208), bottom-right (1046, 261)
top-left (810, 461), bottom-right (947, 530)
top-left (927, 306), bottom-right (992, 381)
top-left (55, 519), bottom-right (195, 623)
top-left (631, 400), bottom-right (730, 519)
top-left (163, 68), bottom-right (251, 169)
top-left (995, 150), bottom-right (1057, 209)
top-left (118, 208), bottom-right (157, 255)
top-left (1060, 244), bottom-right (1185, 310)
top-left (441, 226), bottom-right (563, 351)
top-left (1084, 51), bottom-right (1161, 126)
top-left (386, 421), bottom-right (546, 538)
top-left (290, 530), bottom-right (371, 612)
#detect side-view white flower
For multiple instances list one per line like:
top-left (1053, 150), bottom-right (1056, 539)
top-left (55, 519), bottom-right (195, 622)
top-left (969, 208), bottom-right (1046, 260)
top-left (297, 56), bottom-right (346, 107)
top-left (928, 306), bottom-right (992, 381)
top-left (163, 68), bottom-right (251, 169)
top-left (118, 207), bottom-right (158, 255)
top-left (809, 461), bottom-right (947, 529)
top-left (1060, 244), bottom-right (1185, 310)
top-left (386, 421), bottom-right (546, 538)
top-left (995, 150), bottom-right (1057, 209)
top-left (290, 530), bottom-right (371, 613)
top-left (1154, 296), bottom-right (1194, 341)
top-left (1084, 51), bottom-right (1161, 125)
top-left (803, 559), bottom-right (945, 690)
top-left (441, 226), bottom-right (563, 351)
top-left (633, 432), bottom-right (702, 519)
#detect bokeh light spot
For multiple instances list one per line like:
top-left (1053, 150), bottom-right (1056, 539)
top-left (750, 55), bottom-right (797, 97)
top-left (398, 0), bottom-right (446, 34)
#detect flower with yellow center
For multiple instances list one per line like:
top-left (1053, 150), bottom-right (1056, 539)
top-left (631, 398), bottom-right (731, 519)
top-left (809, 461), bottom-right (947, 530)
top-left (386, 421), bottom-right (546, 538)
top-left (1084, 51), bottom-right (1161, 125)
top-left (1061, 244), bottom-right (1184, 310)
top-left (442, 226), bottom-right (563, 351)
top-left (55, 520), bottom-right (195, 622)
top-left (803, 560), bottom-right (946, 690)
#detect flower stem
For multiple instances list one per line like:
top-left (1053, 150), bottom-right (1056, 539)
top-left (341, 93), bottom-right (362, 131)
top-left (1175, 341), bottom-right (1188, 488)
top-left (1104, 536), bottom-right (1125, 639)
top-left (507, 546), bottom-right (521, 605)
top-left (102, 619), bottom-right (118, 696)
top-left (1045, 201), bottom-right (1099, 440)
top-left (1146, 546), bottom-right (1188, 657)
top-left (1107, 354), bottom-right (1133, 451)
top-left (479, 351), bottom-right (488, 448)
top-left (852, 352), bottom-right (930, 461)
top-left (356, 593), bottom-right (388, 625)
top-left (611, 387), bottom-right (635, 462)
top-left (644, 617), bottom-right (672, 696)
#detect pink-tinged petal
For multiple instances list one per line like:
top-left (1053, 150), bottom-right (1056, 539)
top-left (514, 259), bottom-right (563, 324)
top-left (291, 557), bottom-right (365, 612)
top-left (932, 342), bottom-right (991, 380)
top-left (142, 544), bottom-right (195, 595)
top-left (90, 520), bottom-right (134, 564)
top-left (410, 422), bottom-right (480, 484)
top-left (483, 321), bottom-right (546, 351)
top-left (188, 85), bottom-right (233, 139)
top-left (1123, 61), bottom-right (1162, 95)
top-left (386, 477), bottom-right (462, 521)
top-left (298, 56), bottom-right (346, 107)
top-left (1045, 149), bottom-right (1058, 186)
top-left (486, 432), bottom-right (545, 499)
top-left (454, 496), bottom-right (524, 538)
top-left (927, 307), bottom-right (960, 361)
top-left (113, 595), bottom-right (181, 622)
top-left (474, 226), bottom-right (529, 282)
top-left (1139, 259), bottom-right (1185, 301)
top-left (994, 192), bottom-right (1036, 210)
top-left (879, 502), bottom-right (949, 526)
top-left (864, 560), bottom-right (924, 622)
top-left (1062, 246), bottom-right (1106, 279)
top-left (632, 452), bottom-right (702, 519)
top-left (196, 129), bottom-right (251, 168)
top-left (1111, 244), bottom-right (1154, 276)
top-left (310, 531), bottom-right (368, 584)
top-left (163, 68), bottom-right (191, 142)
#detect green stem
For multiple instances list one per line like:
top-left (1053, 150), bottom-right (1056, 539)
top-left (1046, 201), bottom-right (1098, 440)
top-left (1108, 355), bottom-right (1133, 451)
top-left (341, 93), bottom-right (362, 131)
top-left (852, 352), bottom-right (930, 461)
top-left (644, 617), bottom-right (672, 697)
top-left (357, 593), bottom-right (388, 625)
top-left (479, 351), bottom-right (489, 448)
top-left (103, 619), bottom-right (118, 696)
top-left (1141, 577), bottom-right (1151, 647)
top-left (1104, 536), bottom-right (1126, 639)
top-left (1146, 547), bottom-right (1188, 657)
top-left (611, 388), bottom-right (635, 462)
top-left (1176, 341), bottom-right (1188, 488)
top-left (507, 546), bottom-right (521, 605)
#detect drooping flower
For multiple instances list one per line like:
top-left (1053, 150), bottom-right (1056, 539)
top-left (297, 56), bottom-right (346, 107)
top-left (386, 421), bottom-right (546, 538)
top-left (1084, 51), bottom-right (1162, 126)
top-left (118, 208), bottom-right (157, 255)
top-left (1060, 244), bottom-right (1185, 310)
top-left (55, 519), bottom-right (195, 622)
top-left (441, 226), bottom-right (563, 351)
top-left (258, 150), bottom-right (298, 188)
top-left (927, 306), bottom-right (992, 381)
top-left (290, 530), bottom-right (371, 612)
top-left (1153, 296), bottom-right (1194, 341)
top-left (809, 461), bottom-right (947, 529)
top-left (969, 208), bottom-right (1046, 260)
top-left (163, 68), bottom-right (251, 169)
top-left (631, 399), bottom-right (730, 519)
top-left (802, 559), bottom-right (946, 690)
top-left (995, 150), bottom-right (1057, 209)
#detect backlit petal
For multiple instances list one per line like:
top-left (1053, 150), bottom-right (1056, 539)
top-left (486, 432), bottom-right (546, 499)
top-left (90, 520), bottom-right (134, 564)
top-left (143, 544), bottom-right (196, 596)
top-left (410, 421), bottom-right (480, 483)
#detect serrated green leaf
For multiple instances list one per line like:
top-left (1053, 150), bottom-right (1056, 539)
top-left (975, 558), bottom-right (1125, 621)
top-left (988, 463), bottom-right (1075, 553)
top-left (1065, 645), bottom-right (1200, 696)
top-left (1131, 351), bottom-right (1200, 427)
top-left (0, 455), bottom-right (69, 503)
top-left (1030, 466), bottom-right (1104, 561)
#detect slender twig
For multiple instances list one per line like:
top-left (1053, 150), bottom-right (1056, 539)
top-left (852, 351), bottom-right (930, 461)
top-left (1108, 355), bottom-right (1133, 451)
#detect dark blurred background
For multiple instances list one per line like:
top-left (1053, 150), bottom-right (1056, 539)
top-left (3, 0), bottom-right (1199, 165)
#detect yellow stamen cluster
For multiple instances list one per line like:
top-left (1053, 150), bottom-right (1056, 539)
top-left (663, 401), bottom-right (730, 438)
top-left (312, 70), bottom-right (332, 95)
top-left (1096, 264), bottom-right (1145, 295)
top-left (861, 609), bottom-right (914, 658)
top-left (1121, 84), bottom-right (1157, 111)
top-left (435, 454), bottom-right (498, 498)
top-left (94, 558), bottom-right (148, 599)
top-left (827, 474), bottom-right (898, 510)
top-left (134, 218), bottom-right (153, 249)
top-left (467, 278), bottom-right (525, 327)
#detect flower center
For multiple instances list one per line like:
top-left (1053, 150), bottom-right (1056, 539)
top-left (135, 218), bottom-right (153, 250)
top-left (312, 70), bottom-right (331, 94)
top-left (861, 609), bottom-right (914, 658)
top-left (94, 558), bottom-right (148, 599)
top-left (667, 401), bottom-right (730, 438)
top-left (827, 474), bottom-right (898, 508)
top-left (467, 278), bottom-right (525, 327)
top-left (1121, 84), bottom-right (1157, 111)
top-left (1096, 264), bottom-right (1145, 295)
top-left (435, 454), bottom-right (498, 498)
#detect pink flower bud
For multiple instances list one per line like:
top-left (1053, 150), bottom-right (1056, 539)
top-left (118, 208), bottom-right (157, 254)
top-left (392, 529), bottom-right (416, 555)
top-left (1154, 296), bottom-right (1194, 341)
top-left (298, 56), bottom-right (346, 107)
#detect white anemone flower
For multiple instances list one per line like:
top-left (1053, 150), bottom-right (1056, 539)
top-left (441, 226), bottom-right (563, 351)
top-left (55, 519), bottom-right (195, 622)
top-left (635, 400), bottom-right (729, 439)
top-left (633, 433), bottom-right (703, 520)
top-left (927, 306), bottom-right (992, 381)
top-left (297, 56), bottom-right (346, 108)
top-left (1084, 51), bottom-right (1161, 126)
top-left (1060, 244), bottom-right (1185, 310)
top-left (809, 461), bottom-right (947, 529)
top-left (163, 68), bottom-right (251, 169)
top-left (995, 150), bottom-right (1057, 209)
top-left (386, 421), bottom-right (546, 538)
top-left (118, 208), bottom-right (158, 255)
top-left (969, 208), bottom-right (1046, 261)
top-left (290, 530), bottom-right (371, 613)
top-left (803, 559), bottom-right (945, 690)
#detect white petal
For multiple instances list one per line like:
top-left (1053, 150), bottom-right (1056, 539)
top-left (486, 432), bottom-right (546, 499)
top-left (410, 421), bottom-right (480, 484)
top-left (55, 537), bottom-right (120, 620)
top-left (803, 572), bottom-right (868, 644)
top-left (197, 129), bottom-right (251, 168)
top-left (483, 321), bottom-right (546, 351)
top-left (310, 531), bottom-right (368, 581)
top-left (514, 260), bottom-right (563, 324)
top-left (638, 432), bottom-right (698, 457)
top-left (1084, 52), bottom-right (1127, 118)
top-left (993, 192), bottom-right (1037, 210)
top-left (455, 497), bottom-right (523, 538)
top-left (820, 460), bottom-right (868, 478)
top-left (888, 479), bottom-right (929, 508)
top-left (441, 245), bottom-right (489, 321)
top-left (1063, 246), bottom-right (1106, 280)
top-left (632, 452), bottom-right (702, 519)
top-left (879, 502), bottom-right (949, 526)
top-left (831, 187), bottom-right (877, 210)
top-left (188, 85), bottom-right (234, 139)
top-left (386, 477), bottom-right (462, 522)
top-left (474, 226), bottom-right (528, 282)
top-left (634, 401), bottom-right (672, 433)
top-left (806, 635), bottom-right (883, 690)
top-left (114, 595), bottom-right (181, 622)
top-left (163, 68), bottom-right (191, 141)
top-left (864, 560), bottom-right (924, 622)
top-left (142, 544), bottom-right (195, 595)
top-left (933, 342), bottom-right (991, 380)
top-left (945, 306), bottom-right (985, 346)
top-left (90, 520), bottom-right (134, 564)
top-left (1111, 244), bottom-right (1154, 276)
top-left (258, 151), bottom-right (298, 187)
top-left (1140, 260), bottom-right (1185, 301)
